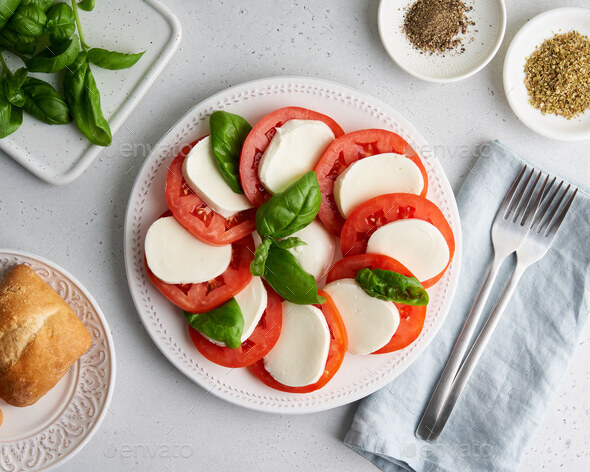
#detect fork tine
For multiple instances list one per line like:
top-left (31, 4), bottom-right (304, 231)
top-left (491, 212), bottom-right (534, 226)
top-left (513, 169), bottom-right (541, 224)
top-left (544, 187), bottom-right (578, 239)
top-left (506, 167), bottom-right (534, 220)
top-left (521, 173), bottom-right (549, 227)
top-left (499, 165), bottom-right (527, 217)
top-left (532, 179), bottom-right (564, 231)
top-left (538, 183), bottom-right (570, 234)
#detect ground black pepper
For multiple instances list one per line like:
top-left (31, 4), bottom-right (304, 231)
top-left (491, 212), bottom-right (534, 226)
top-left (402, 0), bottom-right (474, 55)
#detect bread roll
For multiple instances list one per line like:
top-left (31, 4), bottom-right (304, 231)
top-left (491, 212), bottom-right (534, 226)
top-left (0, 265), bottom-right (92, 407)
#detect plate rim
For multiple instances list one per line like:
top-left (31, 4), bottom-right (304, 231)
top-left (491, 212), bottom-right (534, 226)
top-left (123, 75), bottom-right (462, 414)
top-left (377, 0), bottom-right (507, 83)
top-left (0, 0), bottom-right (182, 186)
top-left (503, 7), bottom-right (590, 142)
top-left (0, 248), bottom-right (117, 471)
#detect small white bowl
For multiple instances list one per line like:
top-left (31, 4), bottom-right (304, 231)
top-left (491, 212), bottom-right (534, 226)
top-left (504, 8), bottom-right (590, 142)
top-left (378, 0), bottom-right (506, 83)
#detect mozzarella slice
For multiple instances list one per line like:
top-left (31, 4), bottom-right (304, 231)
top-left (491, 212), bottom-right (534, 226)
top-left (263, 302), bottom-right (330, 387)
top-left (323, 279), bottom-right (400, 355)
top-left (334, 153), bottom-right (424, 218)
top-left (204, 277), bottom-right (268, 346)
top-left (288, 220), bottom-right (336, 280)
top-left (367, 219), bottom-right (449, 282)
top-left (182, 136), bottom-right (253, 218)
top-left (145, 216), bottom-right (232, 284)
top-left (258, 119), bottom-right (335, 194)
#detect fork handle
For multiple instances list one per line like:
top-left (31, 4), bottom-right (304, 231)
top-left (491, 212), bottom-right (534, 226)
top-left (424, 261), bottom-right (528, 439)
top-left (416, 256), bottom-right (504, 441)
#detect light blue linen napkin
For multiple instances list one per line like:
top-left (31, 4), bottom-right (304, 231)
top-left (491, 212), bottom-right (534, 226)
top-left (344, 140), bottom-right (590, 472)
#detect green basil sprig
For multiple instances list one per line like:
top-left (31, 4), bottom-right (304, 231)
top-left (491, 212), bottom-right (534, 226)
top-left (0, 0), bottom-right (21, 30)
top-left (64, 51), bottom-right (112, 146)
top-left (0, 88), bottom-right (23, 138)
top-left (273, 236), bottom-right (306, 250)
top-left (355, 268), bottom-right (429, 306)
top-left (264, 245), bottom-right (325, 305)
top-left (7, 4), bottom-right (46, 37)
top-left (0, 28), bottom-right (37, 55)
top-left (44, 2), bottom-right (75, 43)
top-left (22, 0), bottom-right (53, 12)
top-left (22, 77), bottom-right (70, 124)
top-left (77, 0), bottom-right (94, 12)
top-left (87, 47), bottom-right (144, 70)
top-left (250, 238), bottom-right (272, 277)
top-left (256, 171), bottom-right (321, 239)
top-left (27, 35), bottom-right (79, 72)
top-left (2, 68), bottom-right (27, 107)
top-left (209, 110), bottom-right (252, 194)
top-left (184, 298), bottom-right (244, 349)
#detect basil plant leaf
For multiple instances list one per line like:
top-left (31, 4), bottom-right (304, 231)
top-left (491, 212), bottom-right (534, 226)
top-left (78, 0), bottom-right (95, 12)
top-left (355, 268), bottom-right (429, 306)
top-left (209, 110), bottom-right (252, 194)
top-left (274, 237), bottom-right (306, 250)
top-left (7, 4), bottom-right (47, 37)
top-left (250, 237), bottom-right (272, 277)
top-left (2, 68), bottom-right (28, 107)
top-left (264, 245), bottom-right (325, 305)
top-left (27, 35), bottom-right (79, 73)
top-left (184, 298), bottom-right (244, 350)
top-left (22, 77), bottom-right (71, 125)
top-left (0, 0), bottom-right (21, 30)
top-left (0, 28), bottom-right (37, 55)
top-left (22, 0), bottom-right (54, 12)
top-left (0, 87), bottom-right (23, 138)
top-left (87, 47), bottom-right (144, 70)
top-left (64, 52), bottom-right (112, 146)
top-left (255, 171), bottom-right (321, 239)
top-left (44, 2), bottom-right (75, 43)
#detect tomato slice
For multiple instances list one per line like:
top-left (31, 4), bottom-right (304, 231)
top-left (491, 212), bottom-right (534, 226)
top-left (339, 193), bottom-right (454, 288)
top-left (166, 138), bottom-right (256, 246)
top-left (189, 281), bottom-right (283, 368)
top-left (239, 107), bottom-right (345, 207)
top-left (248, 290), bottom-right (347, 393)
top-left (314, 129), bottom-right (429, 236)
top-left (145, 234), bottom-right (254, 313)
top-left (326, 254), bottom-right (427, 353)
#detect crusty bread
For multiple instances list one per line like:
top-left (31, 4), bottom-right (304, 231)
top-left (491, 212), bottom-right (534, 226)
top-left (0, 265), bottom-right (92, 407)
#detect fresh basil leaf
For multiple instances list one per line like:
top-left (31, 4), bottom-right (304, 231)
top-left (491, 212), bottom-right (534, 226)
top-left (44, 3), bottom-right (75, 43)
top-left (7, 4), bottom-right (46, 37)
top-left (274, 237), bottom-right (306, 250)
top-left (0, 28), bottom-right (37, 55)
top-left (255, 171), bottom-right (321, 239)
top-left (78, 0), bottom-right (95, 12)
top-left (355, 268), bottom-right (429, 306)
top-left (264, 245), bottom-right (325, 305)
top-left (209, 110), bottom-right (252, 194)
top-left (21, 77), bottom-right (70, 125)
top-left (184, 298), bottom-right (244, 350)
top-left (27, 35), bottom-right (79, 72)
top-left (87, 47), bottom-right (144, 70)
top-left (0, 0), bottom-right (21, 30)
top-left (2, 68), bottom-right (28, 107)
top-left (250, 237), bottom-right (272, 276)
top-left (0, 87), bottom-right (23, 138)
top-left (22, 0), bottom-right (53, 12)
top-left (64, 52), bottom-right (112, 146)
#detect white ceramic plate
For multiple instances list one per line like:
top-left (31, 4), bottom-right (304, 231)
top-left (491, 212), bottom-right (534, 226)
top-left (0, 0), bottom-right (181, 185)
top-left (503, 7), bottom-right (590, 142)
top-left (0, 250), bottom-right (116, 472)
top-left (378, 0), bottom-right (506, 83)
top-left (123, 76), bottom-right (462, 414)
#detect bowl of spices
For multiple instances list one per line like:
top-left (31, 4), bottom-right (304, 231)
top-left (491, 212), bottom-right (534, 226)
top-left (504, 8), bottom-right (590, 141)
top-left (378, 0), bottom-right (506, 83)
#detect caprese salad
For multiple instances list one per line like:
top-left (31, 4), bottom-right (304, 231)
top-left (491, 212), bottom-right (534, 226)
top-left (144, 106), bottom-right (455, 393)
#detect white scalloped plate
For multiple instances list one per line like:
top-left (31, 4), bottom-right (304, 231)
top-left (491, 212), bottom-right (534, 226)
top-left (0, 250), bottom-right (116, 471)
top-left (123, 77), bottom-right (462, 414)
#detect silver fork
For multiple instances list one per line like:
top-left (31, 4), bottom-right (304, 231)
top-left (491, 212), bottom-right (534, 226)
top-left (416, 165), bottom-right (545, 441)
top-left (418, 177), bottom-right (577, 440)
